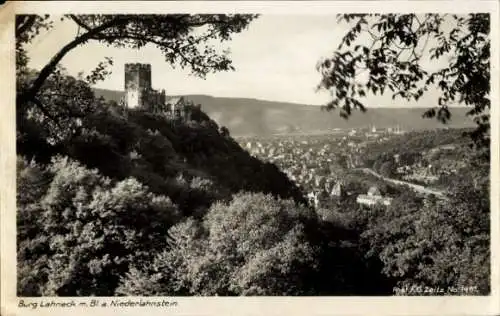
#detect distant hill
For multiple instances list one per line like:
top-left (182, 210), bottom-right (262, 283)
top-left (93, 88), bottom-right (476, 137)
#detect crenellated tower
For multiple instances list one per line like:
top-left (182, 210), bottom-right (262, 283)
top-left (124, 63), bottom-right (152, 109)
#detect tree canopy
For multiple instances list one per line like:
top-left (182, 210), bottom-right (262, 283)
top-left (16, 14), bottom-right (258, 117)
top-left (317, 14), bottom-right (490, 147)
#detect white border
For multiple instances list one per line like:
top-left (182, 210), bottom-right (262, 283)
top-left (1, 1), bottom-right (499, 316)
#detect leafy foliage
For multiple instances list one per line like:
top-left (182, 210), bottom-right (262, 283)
top-left (317, 14), bottom-right (490, 147)
top-left (17, 156), bottom-right (181, 296)
top-left (117, 193), bottom-right (320, 295)
top-left (18, 67), bottom-right (105, 151)
top-left (16, 14), bottom-right (258, 121)
top-left (359, 163), bottom-right (489, 295)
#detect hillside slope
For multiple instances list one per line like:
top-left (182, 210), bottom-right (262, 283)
top-left (94, 88), bottom-right (476, 137)
top-left (18, 99), bottom-right (307, 215)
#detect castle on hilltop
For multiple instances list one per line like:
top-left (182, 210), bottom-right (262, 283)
top-left (121, 63), bottom-right (197, 121)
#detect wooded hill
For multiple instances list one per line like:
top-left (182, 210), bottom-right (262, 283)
top-left (94, 88), bottom-right (476, 137)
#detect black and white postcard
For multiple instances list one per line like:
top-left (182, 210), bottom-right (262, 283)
top-left (1, 1), bottom-right (499, 315)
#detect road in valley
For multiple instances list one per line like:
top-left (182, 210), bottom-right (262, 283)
top-left (357, 168), bottom-right (447, 198)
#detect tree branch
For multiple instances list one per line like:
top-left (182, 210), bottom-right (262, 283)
top-left (88, 33), bottom-right (215, 72)
top-left (413, 14), bottom-right (422, 28)
top-left (68, 14), bottom-right (93, 32)
top-left (20, 16), bottom-right (128, 105)
top-left (20, 14), bottom-right (253, 113)
top-left (363, 27), bottom-right (383, 41)
top-left (420, 32), bottom-right (431, 57)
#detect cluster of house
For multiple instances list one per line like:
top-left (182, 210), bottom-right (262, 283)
top-left (306, 181), bottom-right (343, 209)
top-left (356, 186), bottom-right (393, 207)
top-left (400, 167), bottom-right (440, 184)
top-left (307, 183), bottom-right (393, 209)
top-left (347, 125), bottom-right (406, 138)
top-left (242, 137), bottom-right (396, 209)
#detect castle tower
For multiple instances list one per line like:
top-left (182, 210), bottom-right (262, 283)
top-left (124, 63), bottom-right (152, 108)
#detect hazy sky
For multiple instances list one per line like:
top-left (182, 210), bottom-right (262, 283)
top-left (26, 14), bottom-right (440, 106)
